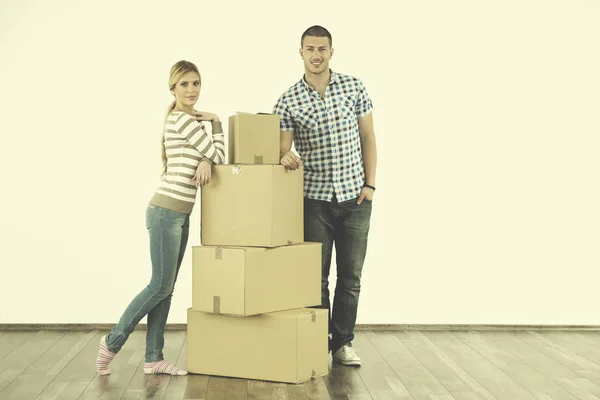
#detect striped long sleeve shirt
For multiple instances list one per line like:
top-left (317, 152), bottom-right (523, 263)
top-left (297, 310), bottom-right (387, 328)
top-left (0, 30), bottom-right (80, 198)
top-left (149, 111), bottom-right (225, 214)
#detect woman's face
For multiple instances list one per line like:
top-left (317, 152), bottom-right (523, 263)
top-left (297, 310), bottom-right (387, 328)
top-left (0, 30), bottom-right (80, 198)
top-left (172, 71), bottom-right (200, 109)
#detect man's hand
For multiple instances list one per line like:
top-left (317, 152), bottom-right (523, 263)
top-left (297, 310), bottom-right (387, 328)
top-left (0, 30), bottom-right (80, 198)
top-left (356, 186), bottom-right (374, 205)
top-left (192, 160), bottom-right (212, 187)
top-left (280, 151), bottom-right (303, 170)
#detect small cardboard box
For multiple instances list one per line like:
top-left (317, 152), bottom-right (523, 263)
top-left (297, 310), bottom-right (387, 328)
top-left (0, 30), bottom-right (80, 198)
top-left (192, 242), bottom-right (321, 316)
top-left (187, 307), bottom-right (329, 383)
top-left (201, 165), bottom-right (304, 247)
top-left (228, 112), bottom-right (280, 164)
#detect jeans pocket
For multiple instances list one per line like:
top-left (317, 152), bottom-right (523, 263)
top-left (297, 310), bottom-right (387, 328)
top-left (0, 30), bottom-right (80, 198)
top-left (146, 205), bottom-right (159, 229)
top-left (354, 198), bottom-right (373, 212)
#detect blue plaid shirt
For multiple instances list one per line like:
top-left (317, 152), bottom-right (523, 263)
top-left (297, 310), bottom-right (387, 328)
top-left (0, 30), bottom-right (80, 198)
top-left (273, 71), bottom-right (373, 202)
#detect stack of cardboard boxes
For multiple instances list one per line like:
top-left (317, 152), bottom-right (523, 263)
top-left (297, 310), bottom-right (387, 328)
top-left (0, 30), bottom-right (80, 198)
top-left (186, 112), bottom-right (329, 384)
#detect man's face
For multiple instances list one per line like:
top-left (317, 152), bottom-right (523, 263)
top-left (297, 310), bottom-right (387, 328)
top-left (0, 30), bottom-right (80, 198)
top-left (300, 36), bottom-right (333, 75)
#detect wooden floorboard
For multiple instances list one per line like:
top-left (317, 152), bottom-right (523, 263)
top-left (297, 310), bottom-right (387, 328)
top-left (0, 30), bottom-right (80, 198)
top-left (368, 331), bottom-right (456, 399)
top-left (322, 352), bottom-right (372, 400)
top-left (205, 376), bottom-right (248, 400)
top-left (422, 331), bottom-right (538, 400)
top-left (162, 336), bottom-right (209, 399)
top-left (481, 331), bottom-right (600, 399)
top-left (393, 330), bottom-right (496, 399)
top-left (532, 331), bottom-right (600, 389)
top-left (0, 331), bottom-right (68, 395)
top-left (574, 331), bottom-right (600, 346)
top-left (0, 331), bottom-right (37, 360)
top-left (539, 331), bottom-right (600, 366)
top-left (30, 330), bottom-right (100, 400)
top-left (354, 331), bottom-right (413, 399)
top-left (453, 330), bottom-right (579, 399)
top-left (120, 330), bottom-right (186, 400)
top-left (514, 331), bottom-right (600, 387)
top-left (1, 329), bottom-right (600, 399)
top-left (247, 380), bottom-right (289, 399)
top-left (76, 330), bottom-right (147, 400)
top-left (0, 331), bottom-right (93, 400)
top-left (287, 377), bottom-right (331, 400)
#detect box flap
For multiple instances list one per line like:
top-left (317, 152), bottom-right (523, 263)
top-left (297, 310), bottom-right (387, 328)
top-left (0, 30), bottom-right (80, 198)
top-left (192, 246), bottom-right (246, 315)
top-left (296, 308), bottom-right (328, 383)
top-left (201, 165), bottom-right (276, 246)
top-left (234, 111), bottom-right (275, 116)
top-left (244, 243), bottom-right (321, 315)
top-left (267, 308), bottom-right (319, 319)
top-left (187, 308), bottom-right (299, 383)
top-left (272, 165), bottom-right (304, 246)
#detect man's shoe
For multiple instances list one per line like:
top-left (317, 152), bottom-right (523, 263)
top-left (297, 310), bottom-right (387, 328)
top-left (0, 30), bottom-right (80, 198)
top-left (332, 344), bottom-right (361, 366)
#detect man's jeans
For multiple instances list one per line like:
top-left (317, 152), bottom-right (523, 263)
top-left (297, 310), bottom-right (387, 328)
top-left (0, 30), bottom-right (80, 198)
top-left (105, 205), bottom-right (189, 362)
top-left (304, 195), bottom-right (372, 353)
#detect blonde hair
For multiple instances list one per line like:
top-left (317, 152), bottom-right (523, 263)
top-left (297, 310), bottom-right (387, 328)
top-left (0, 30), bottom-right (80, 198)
top-left (161, 60), bottom-right (201, 178)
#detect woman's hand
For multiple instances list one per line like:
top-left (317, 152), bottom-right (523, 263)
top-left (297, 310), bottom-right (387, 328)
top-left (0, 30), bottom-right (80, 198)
top-left (192, 160), bottom-right (212, 187)
top-left (194, 111), bottom-right (220, 123)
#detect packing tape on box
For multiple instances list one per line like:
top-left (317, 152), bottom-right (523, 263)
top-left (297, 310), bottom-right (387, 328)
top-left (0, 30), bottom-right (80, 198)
top-left (254, 155), bottom-right (263, 164)
top-left (215, 248), bottom-right (222, 260)
top-left (213, 296), bottom-right (221, 314)
top-left (311, 311), bottom-right (316, 322)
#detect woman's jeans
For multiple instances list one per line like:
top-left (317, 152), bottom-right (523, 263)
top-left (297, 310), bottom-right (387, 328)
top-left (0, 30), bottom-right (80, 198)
top-left (304, 195), bottom-right (372, 353)
top-left (105, 205), bottom-right (189, 362)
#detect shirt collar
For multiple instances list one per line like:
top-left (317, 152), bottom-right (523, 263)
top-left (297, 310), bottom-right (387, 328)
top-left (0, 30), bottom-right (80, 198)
top-left (301, 69), bottom-right (338, 91)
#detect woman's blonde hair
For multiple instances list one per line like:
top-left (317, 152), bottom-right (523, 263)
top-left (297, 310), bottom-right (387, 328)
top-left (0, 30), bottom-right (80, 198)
top-left (161, 60), bottom-right (201, 178)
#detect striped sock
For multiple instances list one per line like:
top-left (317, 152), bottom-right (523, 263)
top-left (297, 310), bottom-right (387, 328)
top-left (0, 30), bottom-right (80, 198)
top-left (143, 360), bottom-right (187, 376)
top-left (96, 335), bottom-right (116, 375)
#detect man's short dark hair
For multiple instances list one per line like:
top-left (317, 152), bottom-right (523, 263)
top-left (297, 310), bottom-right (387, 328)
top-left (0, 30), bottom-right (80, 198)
top-left (301, 25), bottom-right (332, 47)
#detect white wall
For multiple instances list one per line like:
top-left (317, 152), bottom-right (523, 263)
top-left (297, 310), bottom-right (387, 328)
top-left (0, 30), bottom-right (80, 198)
top-left (1, 0), bottom-right (599, 325)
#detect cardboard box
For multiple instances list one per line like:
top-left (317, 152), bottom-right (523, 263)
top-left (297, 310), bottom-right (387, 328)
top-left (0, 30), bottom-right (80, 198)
top-left (187, 308), bottom-right (328, 383)
top-left (192, 242), bottom-right (321, 316)
top-left (201, 165), bottom-right (304, 247)
top-left (228, 112), bottom-right (280, 164)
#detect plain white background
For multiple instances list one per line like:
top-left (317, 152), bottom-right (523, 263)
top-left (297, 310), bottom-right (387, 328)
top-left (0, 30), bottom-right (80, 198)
top-left (1, 0), bottom-right (599, 325)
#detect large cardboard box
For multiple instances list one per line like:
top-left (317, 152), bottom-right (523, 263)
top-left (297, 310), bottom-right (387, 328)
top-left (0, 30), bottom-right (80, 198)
top-left (201, 165), bottom-right (304, 247)
top-left (192, 242), bottom-right (321, 316)
top-left (228, 112), bottom-right (280, 164)
top-left (187, 308), bottom-right (328, 383)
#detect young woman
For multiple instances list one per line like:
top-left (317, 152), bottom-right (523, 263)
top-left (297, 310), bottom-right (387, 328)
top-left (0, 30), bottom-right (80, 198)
top-left (96, 60), bottom-right (225, 376)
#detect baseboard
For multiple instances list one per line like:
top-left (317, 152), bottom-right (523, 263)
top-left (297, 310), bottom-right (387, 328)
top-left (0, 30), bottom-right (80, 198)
top-left (1, 323), bottom-right (599, 331)
top-left (356, 324), bottom-right (600, 331)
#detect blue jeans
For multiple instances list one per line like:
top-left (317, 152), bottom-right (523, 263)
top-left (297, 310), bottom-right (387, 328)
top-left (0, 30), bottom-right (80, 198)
top-left (105, 205), bottom-right (189, 362)
top-left (304, 195), bottom-right (372, 353)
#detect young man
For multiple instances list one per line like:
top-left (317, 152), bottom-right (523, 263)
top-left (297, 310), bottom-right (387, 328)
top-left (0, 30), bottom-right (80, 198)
top-left (273, 25), bottom-right (377, 366)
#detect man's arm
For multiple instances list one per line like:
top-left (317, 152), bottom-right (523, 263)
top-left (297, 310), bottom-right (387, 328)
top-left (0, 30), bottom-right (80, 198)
top-left (358, 111), bottom-right (377, 187)
top-left (280, 131), bottom-right (293, 158)
top-left (280, 130), bottom-right (302, 170)
top-left (273, 96), bottom-right (302, 170)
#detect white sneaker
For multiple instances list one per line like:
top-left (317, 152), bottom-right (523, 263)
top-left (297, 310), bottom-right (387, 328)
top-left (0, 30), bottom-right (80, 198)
top-left (332, 345), bottom-right (362, 366)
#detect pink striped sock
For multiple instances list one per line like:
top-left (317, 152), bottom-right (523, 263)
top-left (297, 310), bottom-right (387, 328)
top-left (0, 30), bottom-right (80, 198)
top-left (96, 335), bottom-right (116, 375)
top-left (143, 360), bottom-right (187, 376)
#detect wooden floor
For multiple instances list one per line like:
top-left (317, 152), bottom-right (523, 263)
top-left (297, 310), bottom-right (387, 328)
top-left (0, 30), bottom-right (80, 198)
top-left (1, 330), bottom-right (600, 399)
